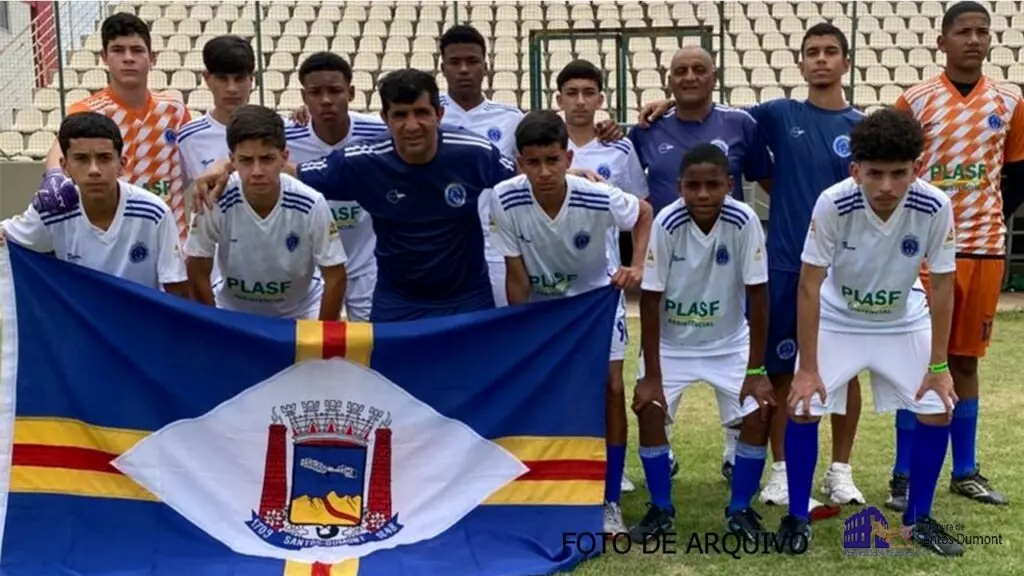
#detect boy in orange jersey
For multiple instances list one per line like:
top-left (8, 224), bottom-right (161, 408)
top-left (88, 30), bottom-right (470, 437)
top-left (887, 1), bottom-right (1022, 511)
top-left (40, 13), bottom-right (192, 242)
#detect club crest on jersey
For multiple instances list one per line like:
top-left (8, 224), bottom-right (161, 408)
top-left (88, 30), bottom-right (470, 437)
top-left (988, 114), bottom-right (1004, 130)
top-left (573, 231), bottom-right (591, 250)
top-left (245, 400), bottom-right (404, 550)
top-left (486, 127), bottom-right (502, 142)
top-left (164, 128), bottom-right (177, 144)
top-left (832, 135), bottom-right (851, 158)
top-left (900, 234), bottom-right (920, 257)
top-left (444, 183), bottom-right (467, 208)
top-left (129, 241), bottom-right (149, 264)
top-left (286, 232), bottom-right (301, 252)
top-left (710, 139), bottom-right (730, 155)
top-left (776, 339), bottom-right (797, 360)
top-left (715, 245), bottom-right (730, 265)
top-left (597, 164), bottom-right (612, 180)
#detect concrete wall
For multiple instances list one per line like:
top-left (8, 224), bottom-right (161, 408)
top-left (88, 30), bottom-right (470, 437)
top-left (0, 160), bottom-right (45, 218)
top-left (0, 2), bottom-right (35, 131)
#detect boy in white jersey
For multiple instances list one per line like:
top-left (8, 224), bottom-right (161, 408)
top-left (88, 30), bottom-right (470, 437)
top-left (1, 112), bottom-right (188, 296)
top-left (778, 109), bottom-right (960, 556)
top-left (284, 52), bottom-right (387, 322)
top-left (489, 110), bottom-right (653, 535)
top-left (629, 144), bottom-right (774, 545)
top-left (185, 105), bottom-right (347, 320)
top-left (178, 35), bottom-right (255, 186)
top-left (555, 58), bottom-right (651, 495)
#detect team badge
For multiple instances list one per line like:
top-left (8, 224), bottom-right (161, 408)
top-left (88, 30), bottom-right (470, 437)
top-left (486, 127), bottom-right (502, 142)
top-left (900, 234), bottom-right (920, 257)
top-left (753, 247), bottom-right (763, 261)
top-left (715, 245), bottom-right (730, 265)
top-left (832, 135), bottom-right (851, 158)
top-left (776, 339), bottom-right (797, 360)
top-left (328, 221), bottom-right (339, 237)
top-left (645, 248), bottom-right (656, 265)
top-left (286, 232), bottom-right (300, 252)
top-left (573, 231), bottom-right (591, 250)
top-left (597, 164), bottom-right (612, 180)
top-left (129, 241), bottom-right (149, 264)
top-left (444, 183), bottom-right (467, 208)
top-left (386, 189), bottom-right (404, 204)
top-left (988, 114), bottom-right (1004, 130)
top-left (944, 226), bottom-right (955, 246)
top-left (710, 139), bottom-right (730, 155)
top-left (163, 128), bottom-right (177, 145)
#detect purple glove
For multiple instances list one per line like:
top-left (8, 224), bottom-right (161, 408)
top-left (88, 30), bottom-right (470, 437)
top-left (31, 168), bottom-right (80, 214)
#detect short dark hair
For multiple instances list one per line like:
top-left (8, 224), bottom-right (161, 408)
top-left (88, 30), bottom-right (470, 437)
top-left (439, 25), bottom-right (487, 56)
top-left (58, 112), bottom-right (124, 156)
top-left (514, 110), bottom-right (568, 152)
top-left (849, 108), bottom-right (924, 164)
top-left (556, 60), bottom-right (604, 92)
top-left (226, 105), bottom-right (286, 151)
top-left (679, 143), bottom-right (730, 175)
top-left (801, 22), bottom-right (849, 58)
top-left (378, 69), bottom-right (440, 115)
top-left (941, 1), bottom-right (990, 33)
top-left (298, 51), bottom-right (353, 85)
top-left (202, 35), bottom-right (255, 76)
top-left (100, 13), bottom-right (151, 52)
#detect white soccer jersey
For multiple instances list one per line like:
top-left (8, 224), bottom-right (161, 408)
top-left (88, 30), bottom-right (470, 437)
top-left (1, 182), bottom-right (187, 290)
top-left (490, 174), bottom-right (639, 301)
top-left (284, 112), bottom-right (388, 280)
top-left (801, 177), bottom-right (956, 334)
top-left (177, 113), bottom-right (228, 185)
top-left (642, 197), bottom-right (768, 357)
top-left (569, 137), bottom-right (650, 269)
top-left (184, 173), bottom-right (348, 319)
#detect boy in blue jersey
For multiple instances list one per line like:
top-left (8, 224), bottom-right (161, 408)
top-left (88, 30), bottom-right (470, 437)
top-left (191, 69), bottom-right (517, 322)
top-left (637, 24), bottom-right (868, 511)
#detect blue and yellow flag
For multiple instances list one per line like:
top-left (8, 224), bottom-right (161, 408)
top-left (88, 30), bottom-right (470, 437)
top-left (0, 243), bottom-right (619, 576)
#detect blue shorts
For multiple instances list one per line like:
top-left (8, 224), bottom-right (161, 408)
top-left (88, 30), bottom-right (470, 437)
top-left (766, 268), bottom-right (800, 377)
top-left (371, 286), bottom-right (495, 323)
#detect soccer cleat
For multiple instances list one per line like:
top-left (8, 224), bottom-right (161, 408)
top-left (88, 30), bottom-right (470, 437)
top-left (627, 503), bottom-right (675, 544)
top-left (908, 516), bottom-right (965, 557)
top-left (885, 473), bottom-right (909, 512)
top-left (950, 468), bottom-right (1010, 506)
top-left (603, 502), bottom-right (627, 535)
top-left (721, 460), bottom-right (734, 481)
top-left (808, 497), bottom-right (842, 522)
top-left (726, 507), bottom-right (766, 543)
top-left (621, 476), bottom-right (636, 493)
top-left (821, 462), bottom-right (866, 505)
top-left (759, 462), bottom-right (788, 505)
top-left (776, 514), bottom-right (812, 554)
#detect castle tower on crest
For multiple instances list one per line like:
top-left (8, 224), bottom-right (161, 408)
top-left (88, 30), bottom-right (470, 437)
top-left (258, 409), bottom-right (288, 529)
top-left (364, 426), bottom-right (393, 531)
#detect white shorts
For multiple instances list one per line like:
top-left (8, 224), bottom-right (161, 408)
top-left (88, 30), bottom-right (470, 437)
top-left (344, 270), bottom-right (375, 322)
top-left (487, 257), bottom-right (507, 308)
top-left (637, 349), bottom-right (758, 426)
top-left (610, 294), bottom-right (627, 362)
top-left (793, 327), bottom-right (945, 417)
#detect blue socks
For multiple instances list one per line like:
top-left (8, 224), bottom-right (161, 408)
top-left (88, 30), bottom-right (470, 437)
top-left (605, 444), bottom-right (625, 503)
top-left (893, 409), bottom-right (917, 476)
top-left (950, 398), bottom-right (978, 479)
top-left (727, 441), bottom-right (767, 515)
top-left (903, 420), bottom-right (950, 526)
top-left (784, 419), bottom-right (819, 521)
top-left (639, 444), bottom-right (674, 512)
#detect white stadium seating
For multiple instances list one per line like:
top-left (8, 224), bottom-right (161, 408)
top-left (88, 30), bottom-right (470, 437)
top-left (3, 1), bottom-right (1024, 160)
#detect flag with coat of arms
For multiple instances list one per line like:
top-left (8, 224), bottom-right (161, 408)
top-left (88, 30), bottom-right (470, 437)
top-left (0, 242), bottom-right (618, 576)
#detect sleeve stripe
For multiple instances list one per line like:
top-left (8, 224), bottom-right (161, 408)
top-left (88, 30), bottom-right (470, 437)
top-left (41, 211), bottom-right (82, 226)
top-left (123, 211), bottom-right (161, 224)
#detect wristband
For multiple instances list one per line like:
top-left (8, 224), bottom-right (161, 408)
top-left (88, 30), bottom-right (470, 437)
top-left (746, 366), bottom-right (767, 376)
top-left (929, 361), bottom-right (949, 374)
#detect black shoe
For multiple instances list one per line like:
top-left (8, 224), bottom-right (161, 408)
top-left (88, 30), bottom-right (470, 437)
top-left (909, 516), bottom-right (965, 557)
top-left (627, 503), bottom-right (675, 544)
top-left (950, 468), bottom-right (1009, 505)
top-left (776, 514), bottom-right (811, 554)
top-left (885, 473), bottom-right (909, 512)
top-left (726, 507), bottom-right (766, 542)
top-left (669, 455), bottom-right (680, 478)
top-left (721, 460), bottom-right (734, 481)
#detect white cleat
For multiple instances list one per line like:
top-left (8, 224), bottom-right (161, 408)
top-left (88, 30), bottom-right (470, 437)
top-left (621, 476), bottom-right (636, 493)
top-left (603, 501), bottom-right (627, 535)
top-left (759, 462), bottom-right (789, 506)
top-left (821, 462), bottom-right (866, 505)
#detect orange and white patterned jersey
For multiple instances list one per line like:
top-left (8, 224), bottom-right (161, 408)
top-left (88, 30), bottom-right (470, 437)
top-left (69, 88), bottom-right (192, 241)
top-left (896, 74), bottom-right (1024, 257)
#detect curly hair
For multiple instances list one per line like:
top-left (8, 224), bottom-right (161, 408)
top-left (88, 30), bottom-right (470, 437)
top-left (849, 107), bottom-right (924, 164)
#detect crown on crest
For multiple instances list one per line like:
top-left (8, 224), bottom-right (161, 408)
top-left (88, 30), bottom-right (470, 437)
top-left (277, 400), bottom-right (391, 446)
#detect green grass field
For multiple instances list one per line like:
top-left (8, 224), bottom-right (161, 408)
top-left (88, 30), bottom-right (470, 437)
top-left (571, 311), bottom-right (1024, 576)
